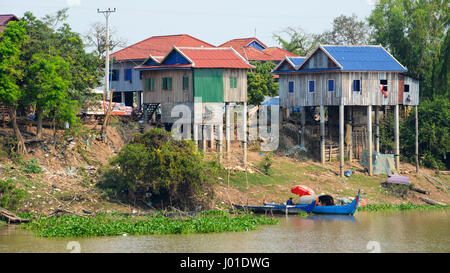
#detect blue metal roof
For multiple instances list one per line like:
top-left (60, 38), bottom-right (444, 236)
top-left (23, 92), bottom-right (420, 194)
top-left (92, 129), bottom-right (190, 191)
top-left (288, 57), bottom-right (306, 66)
top-left (322, 46), bottom-right (407, 72)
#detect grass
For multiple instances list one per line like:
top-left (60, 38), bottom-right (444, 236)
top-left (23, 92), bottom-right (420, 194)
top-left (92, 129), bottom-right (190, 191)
top-left (358, 203), bottom-right (449, 212)
top-left (22, 211), bottom-right (279, 238)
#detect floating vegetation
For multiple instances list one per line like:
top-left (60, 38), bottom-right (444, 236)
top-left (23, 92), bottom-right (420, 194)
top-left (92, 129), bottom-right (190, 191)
top-left (359, 203), bottom-right (448, 212)
top-left (22, 211), bottom-right (279, 238)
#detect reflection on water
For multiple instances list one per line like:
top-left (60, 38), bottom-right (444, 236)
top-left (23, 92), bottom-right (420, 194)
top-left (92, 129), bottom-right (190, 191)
top-left (0, 211), bottom-right (448, 253)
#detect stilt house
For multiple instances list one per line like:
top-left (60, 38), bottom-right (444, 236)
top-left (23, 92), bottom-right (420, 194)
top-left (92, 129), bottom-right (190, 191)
top-left (274, 45), bottom-right (420, 177)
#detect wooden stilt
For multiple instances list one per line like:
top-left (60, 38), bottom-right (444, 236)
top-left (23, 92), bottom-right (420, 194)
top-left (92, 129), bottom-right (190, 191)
top-left (368, 105), bottom-right (373, 176)
top-left (202, 125), bottom-right (207, 151)
top-left (339, 103), bottom-right (344, 177)
top-left (210, 125), bottom-right (215, 149)
top-left (346, 106), bottom-right (353, 163)
top-left (394, 104), bottom-right (400, 171)
top-left (301, 106), bottom-right (306, 147)
top-left (320, 105), bottom-right (325, 165)
top-left (375, 105), bottom-right (380, 153)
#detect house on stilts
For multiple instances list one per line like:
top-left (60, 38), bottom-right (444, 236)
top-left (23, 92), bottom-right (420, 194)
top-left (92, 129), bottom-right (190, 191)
top-left (273, 45), bottom-right (420, 177)
top-left (135, 46), bottom-right (253, 162)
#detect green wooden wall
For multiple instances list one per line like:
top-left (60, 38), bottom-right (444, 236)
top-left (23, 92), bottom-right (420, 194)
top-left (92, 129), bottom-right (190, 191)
top-left (193, 68), bottom-right (224, 102)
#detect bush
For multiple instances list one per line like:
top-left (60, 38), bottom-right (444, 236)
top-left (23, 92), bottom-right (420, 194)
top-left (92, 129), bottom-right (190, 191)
top-left (257, 153), bottom-right (273, 175)
top-left (379, 97), bottom-right (449, 170)
top-left (97, 128), bottom-right (215, 210)
top-left (0, 179), bottom-right (27, 211)
top-left (22, 159), bottom-right (42, 174)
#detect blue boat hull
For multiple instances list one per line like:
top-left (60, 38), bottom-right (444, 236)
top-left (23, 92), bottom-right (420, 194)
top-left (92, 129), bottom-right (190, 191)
top-left (233, 201), bottom-right (315, 214)
top-left (265, 190), bottom-right (360, 216)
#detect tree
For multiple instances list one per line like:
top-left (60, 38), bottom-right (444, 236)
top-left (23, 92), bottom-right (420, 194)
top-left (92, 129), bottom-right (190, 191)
top-left (247, 61), bottom-right (279, 105)
top-left (27, 54), bottom-right (70, 139)
top-left (322, 14), bottom-right (372, 45)
top-left (368, 0), bottom-right (449, 98)
top-left (21, 10), bottom-right (103, 138)
top-left (0, 21), bottom-right (28, 154)
top-left (84, 22), bottom-right (127, 57)
top-left (273, 27), bottom-right (324, 56)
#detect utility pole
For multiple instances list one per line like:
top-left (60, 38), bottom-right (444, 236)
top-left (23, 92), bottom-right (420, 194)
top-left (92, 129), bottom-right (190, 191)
top-left (97, 8), bottom-right (116, 102)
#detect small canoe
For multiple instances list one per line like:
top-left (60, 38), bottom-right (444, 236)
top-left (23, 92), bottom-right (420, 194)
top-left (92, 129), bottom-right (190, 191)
top-left (312, 190), bottom-right (360, 215)
top-left (233, 200), bottom-right (315, 215)
top-left (264, 190), bottom-right (361, 216)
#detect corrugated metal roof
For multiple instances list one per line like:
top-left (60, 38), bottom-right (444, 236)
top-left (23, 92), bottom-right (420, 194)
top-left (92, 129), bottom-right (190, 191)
top-left (289, 57), bottom-right (306, 66)
top-left (321, 45), bottom-right (407, 71)
top-left (136, 47), bottom-right (254, 70)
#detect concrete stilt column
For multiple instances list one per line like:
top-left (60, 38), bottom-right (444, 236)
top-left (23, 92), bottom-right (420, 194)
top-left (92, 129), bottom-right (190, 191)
top-left (218, 124), bottom-right (223, 162)
top-left (367, 105), bottom-right (373, 176)
top-left (210, 125), bottom-right (215, 149)
top-left (243, 102), bottom-right (247, 168)
top-left (202, 125), bottom-right (207, 151)
top-left (121, 92), bottom-right (125, 103)
top-left (394, 104), bottom-right (400, 171)
top-left (193, 123), bottom-right (199, 151)
top-left (226, 103), bottom-right (231, 160)
top-left (136, 91), bottom-right (142, 110)
top-left (339, 104), bottom-right (345, 177)
top-left (320, 105), bottom-right (325, 165)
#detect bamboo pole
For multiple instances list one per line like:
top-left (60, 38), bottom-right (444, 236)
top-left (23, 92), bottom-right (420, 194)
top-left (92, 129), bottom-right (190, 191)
top-left (367, 105), bottom-right (373, 176)
top-left (415, 105), bottom-right (419, 173)
top-left (394, 104), bottom-right (400, 171)
top-left (339, 104), bottom-right (344, 177)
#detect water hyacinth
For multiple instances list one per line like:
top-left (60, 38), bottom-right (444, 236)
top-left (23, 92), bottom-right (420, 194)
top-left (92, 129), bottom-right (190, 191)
top-left (358, 203), bottom-right (448, 212)
top-left (22, 211), bottom-right (279, 238)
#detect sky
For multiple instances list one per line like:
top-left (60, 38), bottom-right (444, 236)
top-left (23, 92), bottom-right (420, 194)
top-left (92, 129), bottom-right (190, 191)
top-left (1, 0), bottom-right (378, 51)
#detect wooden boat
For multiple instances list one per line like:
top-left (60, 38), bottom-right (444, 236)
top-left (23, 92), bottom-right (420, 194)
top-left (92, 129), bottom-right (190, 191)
top-left (233, 201), bottom-right (316, 215)
top-left (264, 190), bottom-right (361, 216)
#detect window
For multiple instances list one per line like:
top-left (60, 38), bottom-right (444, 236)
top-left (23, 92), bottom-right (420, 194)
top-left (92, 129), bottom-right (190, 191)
top-left (162, 77), bottom-right (172, 90)
top-left (230, 77), bottom-right (237, 89)
top-left (309, 80), bottom-right (315, 92)
top-left (183, 76), bottom-right (189, 90)
top-left (380, 79), bottom-right (388, 91)
top-left (328, 79), bottom-right (335, 92)
top-left (139, 71), bottom-right (143, 80)
top-left (353, 80), bottom-right (361, 91)
top-left (124, 69), bottom-right (132, 82)
top-left (111, 69), bottom-right (119, 81)
top-left (288, 81), bottom-right (294, 93)
top-left (404, 84), bottom-right (410, 92)
top-left (145, 78), bottom-right (155, 91)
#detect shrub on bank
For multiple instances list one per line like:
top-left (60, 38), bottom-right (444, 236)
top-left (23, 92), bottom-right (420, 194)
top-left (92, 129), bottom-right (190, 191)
top-left (97, 128), bottom-right (217, 210)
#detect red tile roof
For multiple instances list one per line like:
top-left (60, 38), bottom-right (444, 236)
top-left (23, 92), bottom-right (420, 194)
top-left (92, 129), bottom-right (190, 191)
top-left (136, 47), bottom-right (254, 69)
top-left (0, 14), bottom-right (19, 25)
top-left (219, 37), bottom-right (268, 49)
top-left (110, 34), bottom-right (215, 61)
top-left (263, 47), bottom-right (299, 60)
top-left (218, 37), bottom-right (299, 61)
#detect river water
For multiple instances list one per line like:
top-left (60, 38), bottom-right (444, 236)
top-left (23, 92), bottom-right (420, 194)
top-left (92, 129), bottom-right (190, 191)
top-left (0, 211), bottom-right (448, 253)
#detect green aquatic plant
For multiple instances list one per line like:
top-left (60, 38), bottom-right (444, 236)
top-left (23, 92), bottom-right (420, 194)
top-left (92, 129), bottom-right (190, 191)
top-left (358, 203), bottom-right (448, 212)
top-left (22, 212), bottom-right (279, 238)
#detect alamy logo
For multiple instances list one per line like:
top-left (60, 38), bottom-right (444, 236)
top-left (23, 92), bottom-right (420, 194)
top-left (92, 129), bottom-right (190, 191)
top-left (170, 97), bottom-right (279, 151)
